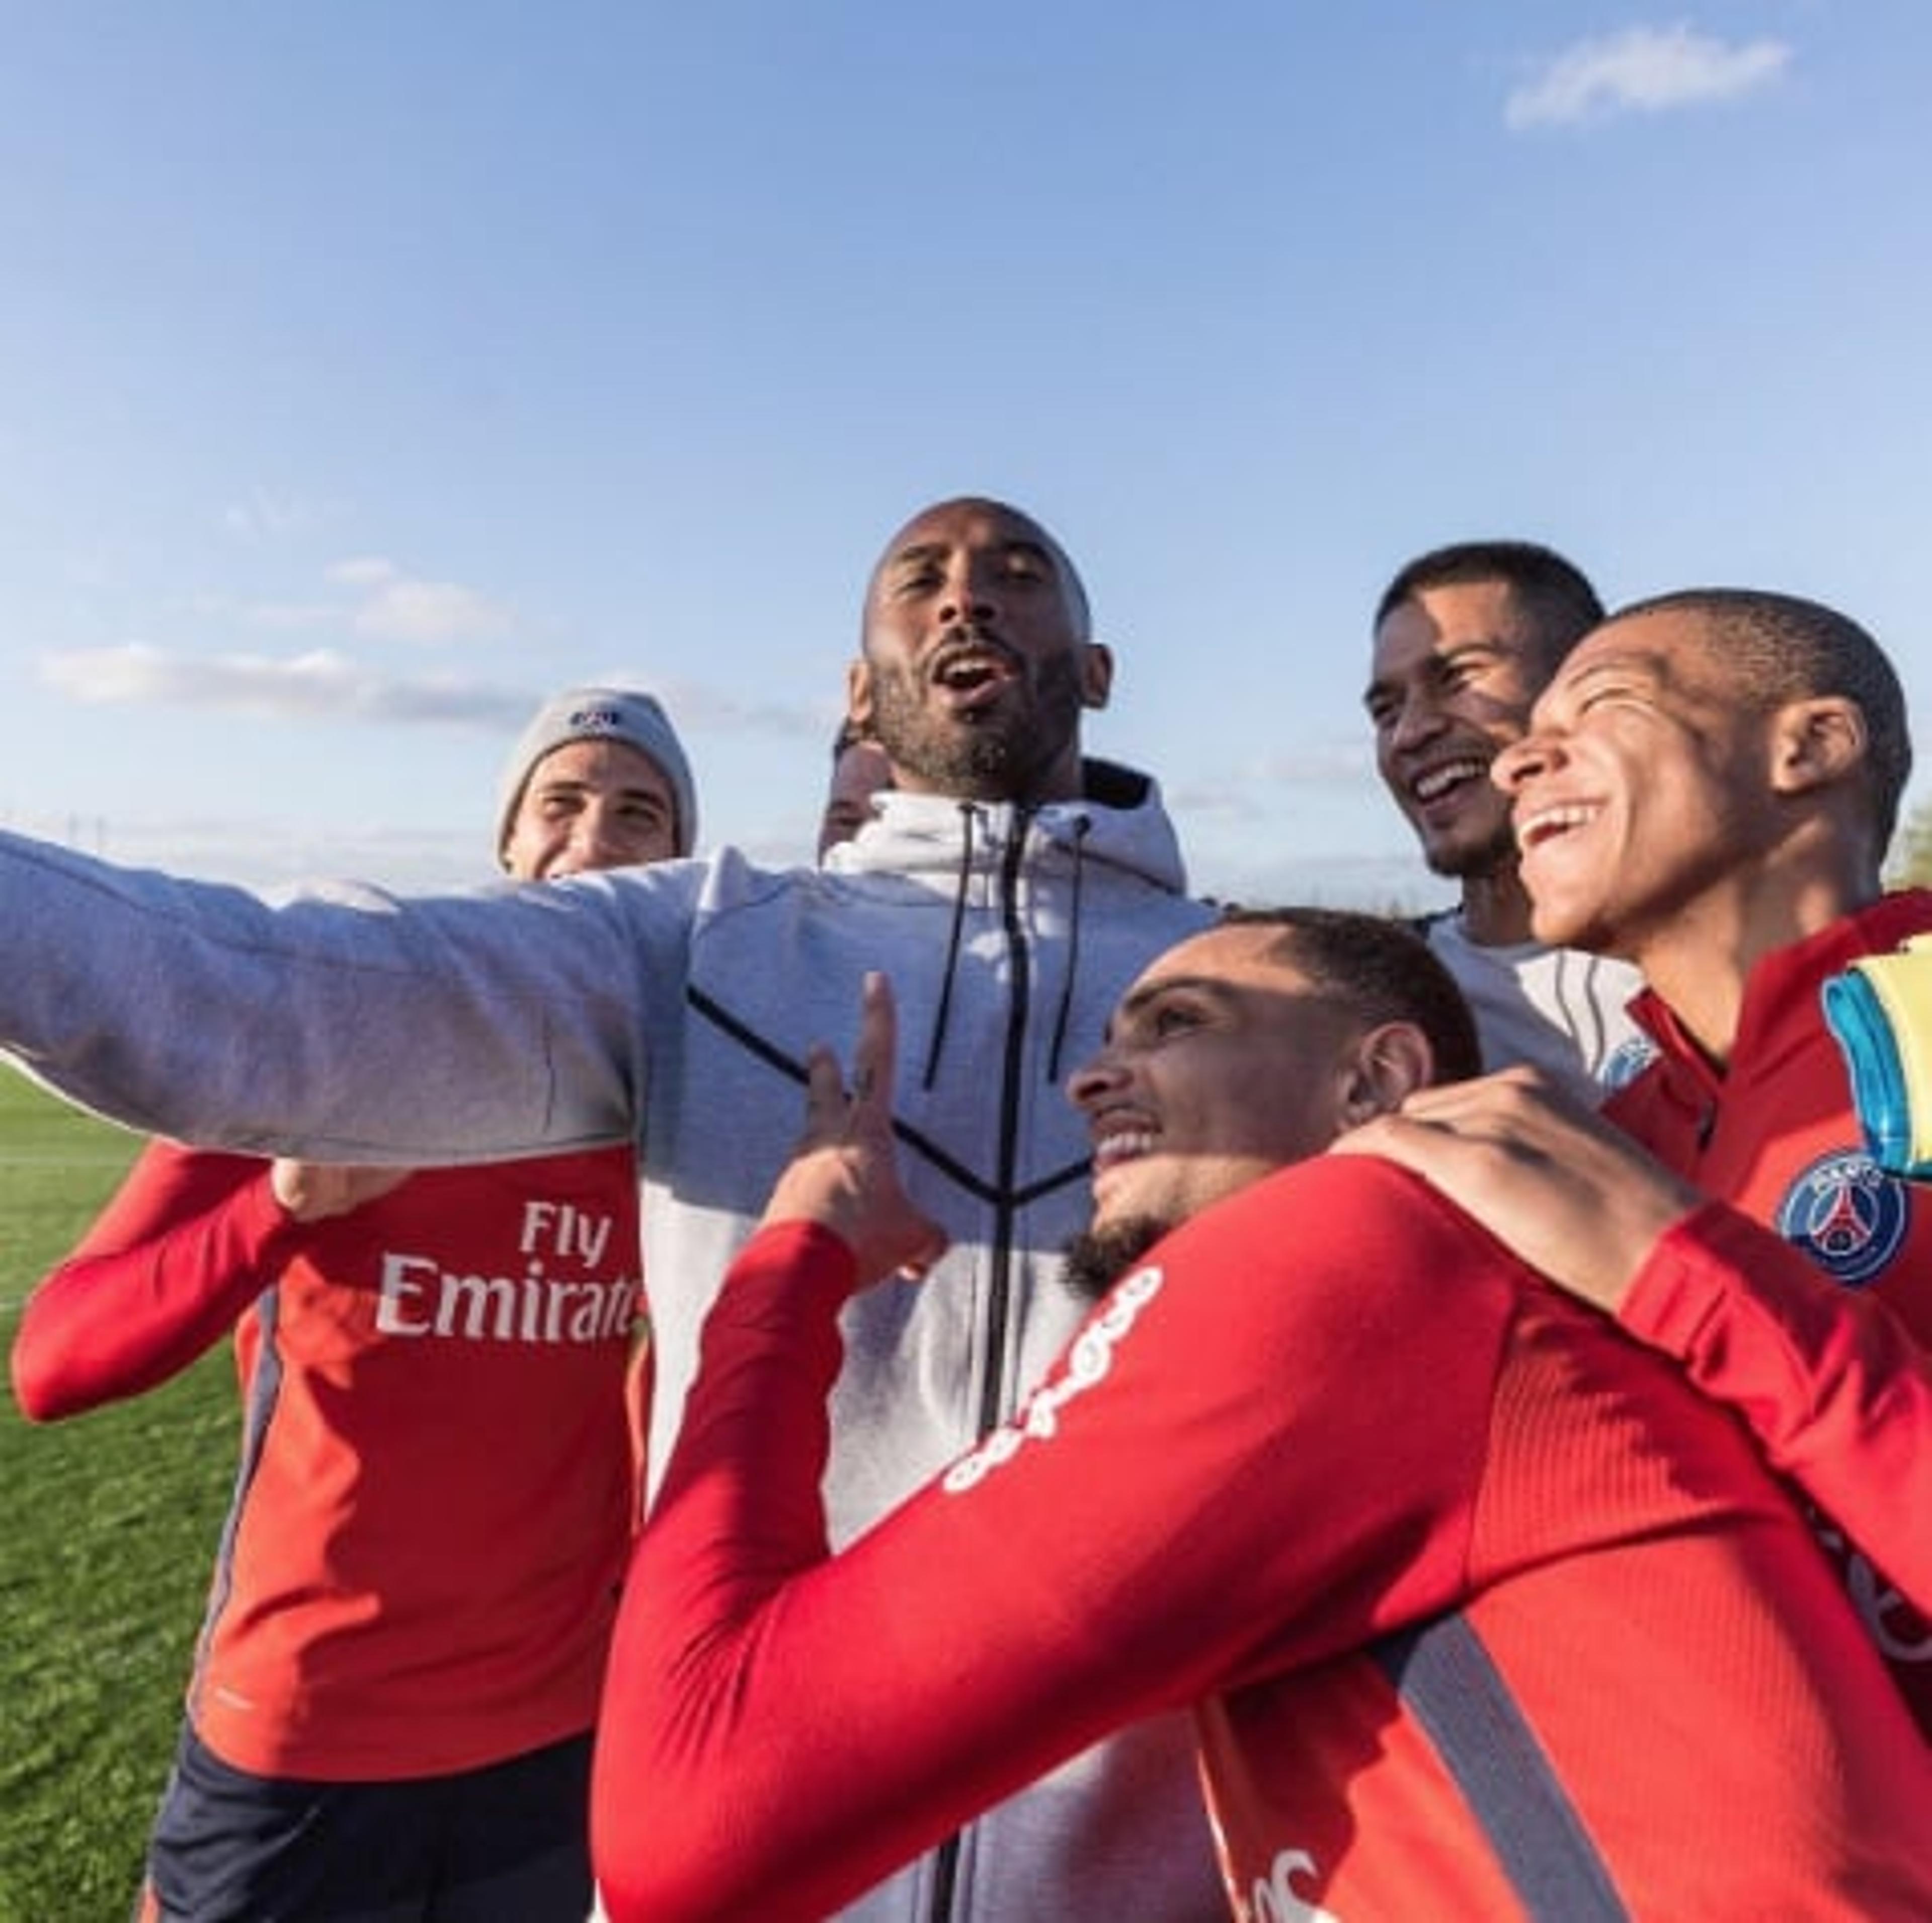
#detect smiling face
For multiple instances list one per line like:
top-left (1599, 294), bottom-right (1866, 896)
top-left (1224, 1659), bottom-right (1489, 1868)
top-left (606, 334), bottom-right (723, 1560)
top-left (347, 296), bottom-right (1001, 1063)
top-left (1366, 579), bottom-right (1559, 881)
top-left (501, 738), bottom-right (682, 881)
top-left (849, 498), bottom-right (1111, 805)
top-left (1495, 609), bottom-right (1786, 963)
top-left (1069, 924), bottom-right (1373, 1243)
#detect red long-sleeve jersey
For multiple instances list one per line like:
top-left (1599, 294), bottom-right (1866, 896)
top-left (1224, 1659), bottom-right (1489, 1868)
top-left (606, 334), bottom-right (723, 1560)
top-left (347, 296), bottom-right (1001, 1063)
top-left (592, 1157), bottom-right (1932, 1922)
top-left (1622, 1202), bottom-right (1932, 1613)
top-left (1608, 888), bottom-right (1932, 1721)
top-left (12, 1137), bottom-right (642, 1780)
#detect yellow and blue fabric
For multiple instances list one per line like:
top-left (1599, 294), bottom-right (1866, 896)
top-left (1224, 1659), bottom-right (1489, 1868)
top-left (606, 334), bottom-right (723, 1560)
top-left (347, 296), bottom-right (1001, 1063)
top-left (1822, 934), bottom-right (1932, 1178)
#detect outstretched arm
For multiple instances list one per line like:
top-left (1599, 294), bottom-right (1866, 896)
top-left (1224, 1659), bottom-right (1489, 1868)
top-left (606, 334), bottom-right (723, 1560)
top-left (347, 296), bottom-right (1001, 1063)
top-left (0, 833), bottom-right (653, 1159)
top-left (1337, 1068), bottom-right (1932, 1615)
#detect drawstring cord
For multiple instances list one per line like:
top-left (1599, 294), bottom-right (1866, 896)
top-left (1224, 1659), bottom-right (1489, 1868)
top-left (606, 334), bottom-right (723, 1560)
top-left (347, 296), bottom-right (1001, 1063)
top-left (923, 802), bottom-right (977, 1090)
top-left (1046, 814), bottom-right (1091, 1083)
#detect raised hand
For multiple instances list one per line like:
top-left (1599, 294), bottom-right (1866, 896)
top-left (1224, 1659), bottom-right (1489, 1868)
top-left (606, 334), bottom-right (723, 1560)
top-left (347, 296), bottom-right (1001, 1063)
top-left (1332, 1066), bottom-right (1704, 1311)
top-left (760, 972), bottom-right (948, 1286)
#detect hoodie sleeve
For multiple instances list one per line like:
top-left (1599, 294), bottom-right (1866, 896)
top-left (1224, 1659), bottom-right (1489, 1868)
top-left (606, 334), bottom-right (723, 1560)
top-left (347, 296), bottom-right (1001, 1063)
top-left (0, 833), bottom-right (678, 1161)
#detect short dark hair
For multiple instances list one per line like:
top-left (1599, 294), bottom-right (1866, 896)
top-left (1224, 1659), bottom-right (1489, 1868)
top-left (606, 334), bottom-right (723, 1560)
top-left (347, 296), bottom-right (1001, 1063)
top-left (1217, 905), bottom-right (1483, 1085)
top-left (1375, 541), bottom-right (1605, 677)
top-left (1616, 588), bottom-right (1913, 854)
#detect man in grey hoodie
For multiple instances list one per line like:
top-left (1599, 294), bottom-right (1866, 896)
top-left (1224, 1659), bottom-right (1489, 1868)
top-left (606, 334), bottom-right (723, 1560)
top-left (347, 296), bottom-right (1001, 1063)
top-left (0, 497), bottom-right (1224, 1922)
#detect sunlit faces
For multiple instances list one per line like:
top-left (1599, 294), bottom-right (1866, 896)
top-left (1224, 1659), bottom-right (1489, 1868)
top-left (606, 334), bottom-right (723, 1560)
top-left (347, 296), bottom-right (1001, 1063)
top-left (501, 739), bottom-right (682, 881)
top-left (1495, 611), bottom-right (1788, 960)
top-left (1068, 925), bottom-right (1371, 1240)
top-left (849, 499), bottom-right (1110, 805)
top-left (1366, 580), bottom-right (1555, 881)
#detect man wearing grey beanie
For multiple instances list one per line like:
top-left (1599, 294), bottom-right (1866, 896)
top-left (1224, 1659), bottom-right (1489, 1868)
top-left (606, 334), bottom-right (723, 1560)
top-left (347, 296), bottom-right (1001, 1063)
top-left (494, 685), bottom-right (698, 874)
top-left (12, 685), bottom-right (695, 1922)
top-left (0, 499), bottom-right (1225, 1922)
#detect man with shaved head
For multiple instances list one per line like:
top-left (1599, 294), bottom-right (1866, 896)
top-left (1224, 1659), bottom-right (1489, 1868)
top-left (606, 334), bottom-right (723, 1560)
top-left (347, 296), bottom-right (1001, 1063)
top-left (0, 496), bottom-right (1224, 1921)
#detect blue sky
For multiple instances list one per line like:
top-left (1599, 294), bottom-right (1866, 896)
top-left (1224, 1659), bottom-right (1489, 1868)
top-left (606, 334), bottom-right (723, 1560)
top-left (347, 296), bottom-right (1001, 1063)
top-left (2, 3), bottom-right (1927, 907)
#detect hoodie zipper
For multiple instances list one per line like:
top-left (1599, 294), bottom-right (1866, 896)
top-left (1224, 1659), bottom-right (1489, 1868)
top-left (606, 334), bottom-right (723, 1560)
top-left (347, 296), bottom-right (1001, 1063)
top-left (929, 813), bottom-right (1035, 1923)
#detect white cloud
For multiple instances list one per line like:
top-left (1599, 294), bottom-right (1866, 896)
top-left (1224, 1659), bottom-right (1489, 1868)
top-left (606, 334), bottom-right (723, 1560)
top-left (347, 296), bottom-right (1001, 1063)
top-left (316, 558), bottom-right (517, 644)
top-left (35, 644), bottom-right (828, 743)
top-left (350, 576), bottom-right (518, 645)
top-left (1507, 23), bottom-right (1791, 129)
top-left (40, 643), bottom-right (530, 728)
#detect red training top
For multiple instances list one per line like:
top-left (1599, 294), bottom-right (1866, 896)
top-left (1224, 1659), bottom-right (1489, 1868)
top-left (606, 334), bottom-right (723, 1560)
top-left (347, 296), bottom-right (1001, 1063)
top-left (591, 1157), bottom-right (1932, 1922)
top-left (1608, 888), bottom-right (1932, 1723)
top-left (12, 1138), bottom-right (642, 1779)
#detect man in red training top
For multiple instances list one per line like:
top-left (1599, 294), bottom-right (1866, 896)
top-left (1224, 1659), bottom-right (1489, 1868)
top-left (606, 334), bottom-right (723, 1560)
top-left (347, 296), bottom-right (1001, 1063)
top-left (591, 910), bottom-right (1932, 1922)
top-left (12, 686), bottom-right (696, 1922)
top-left (1458, 587), bottom-right (1931, 1716)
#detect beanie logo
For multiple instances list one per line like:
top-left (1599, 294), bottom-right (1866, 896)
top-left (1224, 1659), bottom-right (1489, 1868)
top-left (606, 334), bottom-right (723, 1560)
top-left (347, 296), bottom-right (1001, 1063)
top-left (569, 705), bottom-right (625, 733)
top-left (1775, 1147), bottom-right (1910, 1287)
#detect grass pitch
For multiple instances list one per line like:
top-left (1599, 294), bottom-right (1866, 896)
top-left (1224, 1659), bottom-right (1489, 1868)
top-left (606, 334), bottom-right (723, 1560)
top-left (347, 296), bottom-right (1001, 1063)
top-left (0, 1069), bottom-right (233, 1922)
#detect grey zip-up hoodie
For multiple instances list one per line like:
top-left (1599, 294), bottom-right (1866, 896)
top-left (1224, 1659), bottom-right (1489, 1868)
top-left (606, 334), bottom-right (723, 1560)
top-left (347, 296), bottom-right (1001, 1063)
top-left (1, 761), bottom-right (1227, 1922)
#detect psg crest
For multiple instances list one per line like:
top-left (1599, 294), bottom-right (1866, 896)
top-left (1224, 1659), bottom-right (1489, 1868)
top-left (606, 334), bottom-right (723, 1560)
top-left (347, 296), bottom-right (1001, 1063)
top-left (1775, 1149), bottom-right (1911, 1288)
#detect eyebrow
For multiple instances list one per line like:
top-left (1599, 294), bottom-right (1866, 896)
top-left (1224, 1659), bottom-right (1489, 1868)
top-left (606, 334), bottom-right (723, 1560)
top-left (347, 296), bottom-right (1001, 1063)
top-left (1362, 639), bottom-right (1503, 706)
top-left (1555, 652), bottom-right (1658, 699)
top-left (1106, 973), bottom-right (1245, 1041)
top-left (533, 776), bottom-right (670, 804)
top-left (888, 538), bottom-right (1057, 575)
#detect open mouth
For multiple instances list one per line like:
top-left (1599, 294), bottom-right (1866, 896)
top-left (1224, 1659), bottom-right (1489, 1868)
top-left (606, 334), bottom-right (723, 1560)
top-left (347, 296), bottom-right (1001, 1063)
top-left (1089, 1122), bottom-right (1159, 1205)
top-left (930, 636), bottom-right (1020, 707)
top-left (1515, 800), bottom-right (1597, 854)
top-left (1408, 755), bottom-right (1491, 808)
top-left (1091, 1127), bottom-right (1156, 1174)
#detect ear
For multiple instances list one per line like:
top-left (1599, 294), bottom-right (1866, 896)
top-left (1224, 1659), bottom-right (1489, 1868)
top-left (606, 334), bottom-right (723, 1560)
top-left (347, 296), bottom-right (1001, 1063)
top-left (845, 656), bottom-right (875, 733)
top-left (1769, 696), bottom-right (1866, 799)
top-left (1336, 1022), bottom-right (1436, 1129)
top-left (1080, 641), bottom-right (1115, 711)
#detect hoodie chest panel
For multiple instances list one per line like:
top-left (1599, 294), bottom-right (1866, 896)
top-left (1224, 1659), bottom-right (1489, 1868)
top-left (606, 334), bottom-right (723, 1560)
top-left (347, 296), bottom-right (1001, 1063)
top-left (648, 864), bottom-right (1211, 1531)
top-left (675, 872), bottom-right (1105, 1218)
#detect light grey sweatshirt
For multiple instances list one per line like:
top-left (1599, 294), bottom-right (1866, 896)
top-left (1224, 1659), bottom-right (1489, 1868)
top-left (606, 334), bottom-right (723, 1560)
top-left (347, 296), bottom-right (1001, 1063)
top-left (1, 762), bottom-right (1227, 1923)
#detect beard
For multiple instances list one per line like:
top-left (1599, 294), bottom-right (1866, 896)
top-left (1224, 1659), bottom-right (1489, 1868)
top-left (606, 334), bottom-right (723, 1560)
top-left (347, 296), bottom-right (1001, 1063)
top-left (1060, 1215), bottom-right (1171, 1304)
top-left (868, 642), bottom-right (1087, 802)
top-left (1423, 810), bottom-right (1519, 881)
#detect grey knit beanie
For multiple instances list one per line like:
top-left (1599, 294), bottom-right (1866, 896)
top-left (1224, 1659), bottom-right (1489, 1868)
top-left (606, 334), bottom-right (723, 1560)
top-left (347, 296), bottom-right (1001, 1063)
top-left (495, 686), bottom-right (698, 861)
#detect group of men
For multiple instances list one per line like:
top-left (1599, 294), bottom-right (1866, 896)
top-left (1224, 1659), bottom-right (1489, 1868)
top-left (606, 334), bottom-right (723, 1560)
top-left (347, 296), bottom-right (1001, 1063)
top-left (6, 496), bottom-right (1930, 1920)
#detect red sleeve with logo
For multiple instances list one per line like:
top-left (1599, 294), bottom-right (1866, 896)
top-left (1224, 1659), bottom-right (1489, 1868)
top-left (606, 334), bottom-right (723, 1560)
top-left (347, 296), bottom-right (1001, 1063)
top-left (593, 1158), bottom-right (1932, 1922)
top-left (1608, 897), bottom-right (1932, 1725)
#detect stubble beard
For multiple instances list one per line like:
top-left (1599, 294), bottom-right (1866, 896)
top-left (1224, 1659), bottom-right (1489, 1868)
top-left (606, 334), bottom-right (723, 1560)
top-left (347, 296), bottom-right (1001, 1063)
top-left (868, 647), bottom-right (1086, 803)
top-left (1424, 809), bottom-right (1520, 882)
top-left (1060, 1215), bottom-right (1172, 1303)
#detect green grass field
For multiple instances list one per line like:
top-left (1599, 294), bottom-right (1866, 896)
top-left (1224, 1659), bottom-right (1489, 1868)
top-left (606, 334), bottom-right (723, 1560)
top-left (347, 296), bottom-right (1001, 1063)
top-left (0, 1070), bottom-right (234, 1922)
